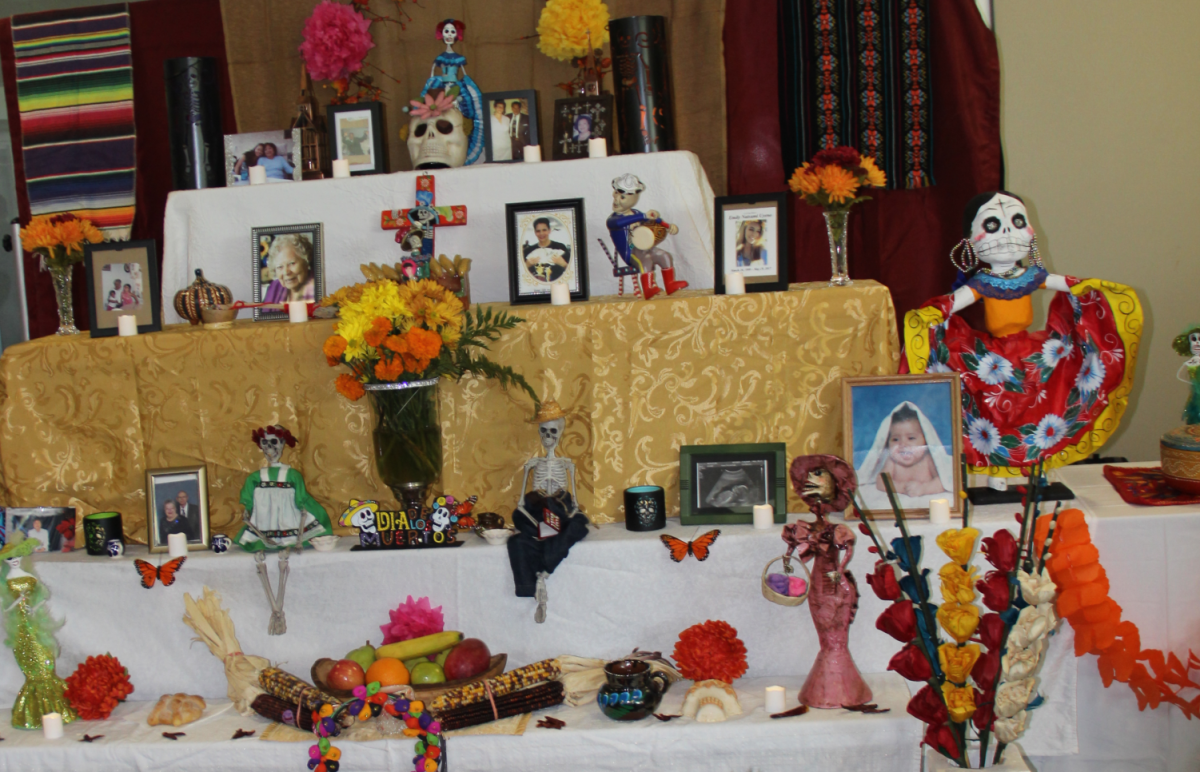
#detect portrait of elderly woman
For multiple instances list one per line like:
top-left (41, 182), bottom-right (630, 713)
top-left (251, 224), bottom-right (325, 319)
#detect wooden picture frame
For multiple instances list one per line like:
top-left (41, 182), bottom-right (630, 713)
top-left (482, 90), bottom-right (539, 163)
top-left (551, 94), bottom-right (615, 159)
top-left (84, 239), bottom-right (162, 337)
top-left (327, 101), bottom-right (387, 175)
top-left (842, 373), bottom-right (964, 519)
top-left (713, 192), bottom-right (790, 295)
top-left (679, 443), bottom-right (788, 525)
top-left (146, 465), bottom-right (211, 553)
top-left (505, 198), bottom-right (588, 304)
top-left (250, 223), bottom-right (325, 321)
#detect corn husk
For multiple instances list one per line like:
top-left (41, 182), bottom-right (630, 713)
top-left (182, 587), bottom-right (270, 716)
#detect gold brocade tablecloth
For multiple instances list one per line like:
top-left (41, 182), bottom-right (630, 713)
top-left (0, 282), bottom-right (898, 539)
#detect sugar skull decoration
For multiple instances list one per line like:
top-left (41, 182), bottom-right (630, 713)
top-left (903, 191), bottom-right (1143, 480)
top-left (406, 19), bottom-right (483, 168)
top-left (602, 174), bottom-right (689, 300)
top-left (407, 93), bottom-right (469, 169)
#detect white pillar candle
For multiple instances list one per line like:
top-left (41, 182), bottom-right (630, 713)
top-left (288, 300), bottom-right (309, 323)
top-left (765, 686), bottom-right (786, 714)
top-left (168, 532), bottom-right (188, 558)
top-left (331, 159), bottom-right (351, 178)
top-left (588, 138), bottom-right (607, 158)
top-left (248, 166), bottom-right (267, 185)
top-left (523, 145), bottom-right (542, 163)
top-left (117, 315), bottom-right (138, 337)
top-left (725, 272), bottom-right (746, 295)
top-left (550, 283), bottom-right (571, 306)
top-left (41, 712), bottom-right (63, 739)
top-left (753, 503), bottom-right (774, 529)
top-left (929, 498), bottom-right (951, 525)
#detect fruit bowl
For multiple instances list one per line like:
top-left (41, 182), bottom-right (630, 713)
top-left (310, 658), bottom-right (357, 701)
top-left (411, 653), bottom-right (507, 701)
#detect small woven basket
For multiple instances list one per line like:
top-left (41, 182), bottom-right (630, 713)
top-left (761, 554), bottom-right (811, 607)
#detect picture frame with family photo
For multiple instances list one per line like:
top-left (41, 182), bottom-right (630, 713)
top-left (552, 95), bottom-right (614, 159)
top-left (5, 507), bottom-right (76, 553)
top-left (146, 466), bottom-right (210, 553)
top-left (713, 192), bottom-right (789, 294)
top-left (505, 198), bottom-right (588, 304)
top-left (679, 443), bottom-right (788, 525)
top-left (842, 373), bottom-right (963, 519)
top-left (482, 90), bottom-right (539, 163)
top-left (250, 223), bottom-right (325, 321)
top-left (84, 239), bottom-right (162, 337)
top-left (224, 130), bottom-right (300, 185)
top-left (327, 102), bottom-right (387, 175)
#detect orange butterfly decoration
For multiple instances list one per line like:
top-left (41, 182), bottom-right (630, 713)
top-left (660, 530), bottom-right (720, 562)
top-left (134, 557), bottom-right (186, 589)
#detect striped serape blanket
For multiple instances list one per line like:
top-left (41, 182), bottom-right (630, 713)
top-left (13, 3), bottom-right (135, 240)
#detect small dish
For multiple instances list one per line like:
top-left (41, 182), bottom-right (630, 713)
top-left (481, 529), bottom-right (515, 546)
top-left (309, 535), bottom-right (340, 552)
top-left (201, 304), bottom-right (240, 327)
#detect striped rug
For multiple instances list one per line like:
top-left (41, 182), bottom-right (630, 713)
top-left (13, 3), bottom-right (135, 240)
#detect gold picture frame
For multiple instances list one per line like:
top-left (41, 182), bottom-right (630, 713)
top-left (146, 465), bottom-right (211, 553)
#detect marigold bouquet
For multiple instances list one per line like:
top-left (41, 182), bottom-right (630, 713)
top-left (787, 146), bottom-right (886, 211)
top-left (20, 213), bottom-right (104, 271)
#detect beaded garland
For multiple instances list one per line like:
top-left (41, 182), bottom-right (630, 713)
top-left (306, 680), bottom-right (444, 772)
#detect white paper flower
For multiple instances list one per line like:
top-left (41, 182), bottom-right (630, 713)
top-left (1007, 603), bottom-right (1057, 651)
top-left (1076, 350), bottom-right (1106, 394)
top-left (967, 416), bottom-right (1001, 455)
top-left (994, 710), bottom-right (1029, 743)
top-left (1002, 637), bottom-right (1046, 681)
top-left (995, 678), bottom-right (1038, 719)
top-left (1040, 336), bottom-right (1072, 368)
top-left (977, 352), bottom-right (1015, 385)
top-left (1030, 413), bottom-right (1069, 450)
top-left (1018, 567), bottom-right (1057, 606)
top-left (926, 359), bottom-right (952, 374)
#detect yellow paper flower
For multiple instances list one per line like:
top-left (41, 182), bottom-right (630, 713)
top-left (537, 0), bottom-right (610, 61)
top-left (935, 527), bottom-right (981, 565)
top-left (938, 643), bottom-right (981, 684)
top-left (818, 164), bottom-right (859, 204)
top-left (938, 563), bottom-right (978, 604)
top-left (937, 602), bottom-right (980, 644)
top-left (941, 682), bottom-right (977, 723)
top-left (859, 155), bottom-right (888, 188)
top-left (788, 163), bottom-right (821, 196)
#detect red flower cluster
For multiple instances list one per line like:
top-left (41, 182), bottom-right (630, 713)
top-left (976, 570), bottom-right (1011, 612)
top-left (672, 620), bottom-right (748, 683)
top-left (889, 642), bottom-right (933, 682)
top-left (810, 146), bottom-right (864, 171)
top-left (866, 560), bottom-right (902, 600)
top-left (64, 654), bottom-right (134, 720)
top-left (877, 600), bottom-right (917, 642)
top-left (981, 529), bottom-right (1018, 572)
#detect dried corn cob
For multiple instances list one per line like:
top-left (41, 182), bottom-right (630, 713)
top-left (259, 667), bottom-right (341, 713)
top-left (251, 694), bottom-right (315, 731)
top-left (436, 682), bottom-right (565, 730)
top-left (430, 658), bottom-right (560, 713)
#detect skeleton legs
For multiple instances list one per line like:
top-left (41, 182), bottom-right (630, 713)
top-left (254, 548), bottom-right (293, 636)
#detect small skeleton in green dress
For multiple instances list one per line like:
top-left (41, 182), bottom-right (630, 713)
top-left (1, 535), bottom-right (77, 729)
top-left (1174, 325), bottom-right (1200, 426)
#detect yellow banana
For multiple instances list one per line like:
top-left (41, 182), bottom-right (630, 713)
top-left (375, 631), bottom-right (462, 661)
top-left (428, 258), bottom-right (444, 278)
top-left (457, 257), bottom-right (472, 276)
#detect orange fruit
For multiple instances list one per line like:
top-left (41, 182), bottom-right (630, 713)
top-left (365, 657), bottom-right (409, 687)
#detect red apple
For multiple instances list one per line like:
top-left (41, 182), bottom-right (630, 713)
top-left (443, 638), bottom-right (491, 681)
top-left (326, 659), bottom-right (366, 690)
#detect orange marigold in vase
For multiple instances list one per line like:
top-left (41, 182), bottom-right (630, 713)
top-left (672, 620), bottom-right (748, 683)
top-left (405, 327), bottom-right (443, 361)
top-left (364, 317), bottom-right (392, 348)
top-left (818, 165), bottom-right (860, 204)
top-left (336, 373), bottom-right (366, 401)
top-left (324, 335), bottom-right (348, 361)
top-left (64, 653), bottom-right (134, 720)
top-left (374, 356), bottom-right (406, 382)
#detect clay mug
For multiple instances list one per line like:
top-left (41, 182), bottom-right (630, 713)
top-left (597, 659), bottom-right (670, 720)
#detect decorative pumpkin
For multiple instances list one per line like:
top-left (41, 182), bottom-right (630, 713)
top-left (174, 269), bottom-right (233, 325)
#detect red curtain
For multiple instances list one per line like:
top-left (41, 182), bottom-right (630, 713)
top-left (725, 0), bottom-right (1002, 321)
top-left (0, 0), bottom-right (237, 339)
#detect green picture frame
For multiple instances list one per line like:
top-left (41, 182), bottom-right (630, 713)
top-left (679, 443), bottom-right (788, 525)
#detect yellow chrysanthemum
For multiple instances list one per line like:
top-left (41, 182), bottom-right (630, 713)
top-left (20, 217), bottom-right (60, 253)
top-left (859, 155), bottom-right (888, 188)
top-left (335, 280), bottom-right (411, 361)
top-left (537, 0), bottom-right (610, 61)
top-left (818, 164), bottom-right (859, 204)
top-left (788, 163), bottom-right (821, 196)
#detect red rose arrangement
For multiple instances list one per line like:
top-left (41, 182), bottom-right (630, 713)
top-left (672, 620), bottom-right (748, 684)
top-left (64, 653), bottom-right (134, 720)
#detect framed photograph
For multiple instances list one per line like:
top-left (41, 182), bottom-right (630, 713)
top-left (84, 239), bottom-right (162, 337)
top-left (327, 101), bottom-right (387, 175)
top-left (147, 465), bottom-right (210, 553)
top-left (679, 443), bottom-right (788, 525)
top-left (552, 95), bottom-right (615, 160)
top-left (5, 507), bottom-right (76, 553)
top-left (843, 373), bottom-right (964, 519)
top-left (224, 130), bottom-right (300, 186)
top-left (250, 223), bottom-right (325, 321)
top-left (482, 90), bottom-right (539, 163)
top-left (713, 193), bottom-right (790, 294)
top-left (505, 199), bottom-right (588, 304)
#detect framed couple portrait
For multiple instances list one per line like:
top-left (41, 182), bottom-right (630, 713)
top-left (251, 222), bottom-right (325, 321)
top-left (552, 95), bottom-right (615, 159)
top-left (146, 465), bottom-right (211, 553)
top-left (713, 192), bottom-right (790, 294)
top-left (679, 443), bottom-right (788, 525)
top-left (224, 130), bottom-right (300, 185)
top-left (505, 198), bottom-right (588, 304)
top-left (84, 240), bottom-right (162, 337)
top-left (327, 102), bottom-right (387, 175)
top-left (482, 90), bottom-right (539, 163)
top-left (843, 373), bottom-right (964, 519)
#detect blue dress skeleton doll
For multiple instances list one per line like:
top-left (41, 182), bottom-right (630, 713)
top-left (421, 19), bottom-right (484, 166)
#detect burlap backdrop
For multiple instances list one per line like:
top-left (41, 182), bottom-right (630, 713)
top-left (219, 0), bottom-right (727, 194)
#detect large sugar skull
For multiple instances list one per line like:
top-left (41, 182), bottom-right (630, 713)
top-left (967, 192), bottom-right (1034, 266)
top-left (407, 107), bottom-right (468, 169)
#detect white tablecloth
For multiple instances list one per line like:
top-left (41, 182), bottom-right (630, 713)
top-left (161, 151), bottom-right (717, 324)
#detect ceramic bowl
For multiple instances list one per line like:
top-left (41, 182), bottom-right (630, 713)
top-left (309, 535), bottom-right (340, 552)
top-left (200, 304), bottom-right (240, 326)
top-left (481, 529), bottom-right (515, 546)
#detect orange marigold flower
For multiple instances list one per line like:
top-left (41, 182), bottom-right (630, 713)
top-left (363, 317), bottom-right (392, 348)
top-left (859, 155), bottom-right (888, 188)
top-left (405, 327), bottom-right (443, 360)
top-left (788, 163), bottom-right (821, 196)
top-left (335, 373), bottom-right (366, 401)
top-left (323, 335), bottom-right (348, 362)
top-left (374, 356), bottom-right (405, 382)
top-left (819, 164), bottom-right (859, 204)
top-left (401, 353), bottom-right (431, 375)
top-left (383, 334), bottom-right (409, 355)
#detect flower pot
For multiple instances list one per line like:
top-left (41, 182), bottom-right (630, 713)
top-left (824, 209), bottom-right (852, 286)
top-left (924, 741), bottom-right (1032, 771)
top-left (366, 379), bottom-right (441, 510)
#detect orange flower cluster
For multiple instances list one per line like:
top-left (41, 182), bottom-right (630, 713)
top-left (672, 619), bottom-right (748, 684)
top-left (323, 335), bottom-right (348, 366)
top-left (1038, 509), bottom-right (1200, 718)
top-left (335, 373), bottom-right (365, 401)
top-left (64, 653), bottom-right (134, 720)
top-left (20, 213), bottom-right (103, 259)
top-left (787, 146), bottom-right (887, 208)
top-left (370, 325), bottom-right (443, 382)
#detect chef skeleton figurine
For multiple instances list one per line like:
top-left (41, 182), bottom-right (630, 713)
top-left (507, 400), bottom-right (590, 623)
top-left (606, 174), bottom-right (689, 300)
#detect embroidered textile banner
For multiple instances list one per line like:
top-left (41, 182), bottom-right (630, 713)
top-left (12, 3), bottom-right (135, 239)
top-left (779, 0), bottom-right (933, 189)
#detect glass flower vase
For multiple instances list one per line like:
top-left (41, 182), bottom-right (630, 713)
top-left (823, 209), bottom-right (852, 287)
top-left (49, 264), bottom-right (80, 335)
top-left (366, 379), bottom-right (442, 511)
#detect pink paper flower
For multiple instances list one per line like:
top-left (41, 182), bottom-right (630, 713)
top-left (409, 91), bottom-right (456, 119)
top-left (380, 595), bottom-right (445, 645)
top-left (299, 1), bottom-right (375, 82)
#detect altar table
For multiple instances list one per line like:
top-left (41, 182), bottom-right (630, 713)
top-left (0, 282), bottom-right (900, 539)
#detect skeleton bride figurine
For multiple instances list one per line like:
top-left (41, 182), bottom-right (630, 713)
top-left (507, 400), bottom-right (590, 623)
top-left (237, 425), bottom-right (333, 634)
top-left (408, 18), bottom-right (483, 167)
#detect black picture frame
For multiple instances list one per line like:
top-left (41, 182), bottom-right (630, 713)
top-left (250, 223), bottom-right (325, 321)
top-left (84, 239), bottom-right (162, 337)
top-left (679, 443), bottom-right (788, 525)
top-left (552, 95), bottom-right (615, 160)
top-left (482, 90), bottom-right (539, 163)
top-left (327, 101), bottom-right (387, 175)
top-left (713, 192), bottom-right (790, 294)
top-left (505, 198), bottom-right (588, 305)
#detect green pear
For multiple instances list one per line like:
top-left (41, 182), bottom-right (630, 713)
top-left (404, 657), bottom-right (427, 672)
top-left (345, 641), bottom-right (376, 672)
top-left (436, 648), bottom-right (452, 667)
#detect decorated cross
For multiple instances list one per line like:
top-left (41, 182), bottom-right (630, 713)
top-left (380, 175), bottom-right (467, 274)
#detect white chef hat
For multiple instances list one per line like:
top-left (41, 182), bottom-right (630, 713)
top-left (612, 174), bottom-right (646, 195)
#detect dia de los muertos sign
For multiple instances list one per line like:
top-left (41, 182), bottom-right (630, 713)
top-left (339, 495), bottom-right (476, 550)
